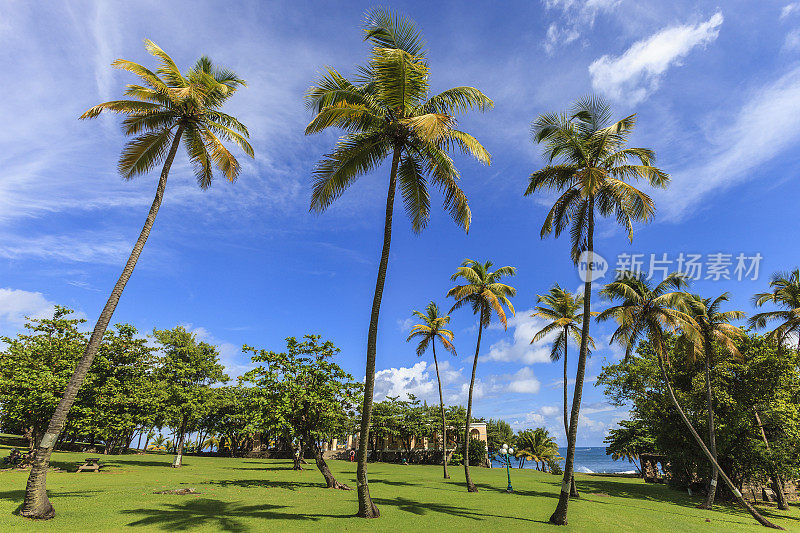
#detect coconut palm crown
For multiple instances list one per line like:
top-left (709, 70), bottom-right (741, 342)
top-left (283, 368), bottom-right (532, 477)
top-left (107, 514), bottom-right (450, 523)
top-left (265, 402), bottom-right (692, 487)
top-left (749, 268), bottom-right (800, 349)
top-left (81, 39), bottom-right (253, 186)
top-left (407, 302), bottom-right (456, 356)
top-left (447, 259), bottom-right (516, 328)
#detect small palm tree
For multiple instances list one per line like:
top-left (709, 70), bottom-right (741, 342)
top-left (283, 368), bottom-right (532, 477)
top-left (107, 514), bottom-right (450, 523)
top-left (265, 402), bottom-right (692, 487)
top-left (750, 269), bottom-right (800, 350)
top-left (21, 40), bottom-right (252, 520)
top-left (531, 284), bottom-right (595, 496)
top-left (677, 293), bottom-right (745, 509)
top-left (407, 302), bottom-right (456, 479)
top-left (447, 259), bottom-right (515, 492)
top-left (599, 272), bottom-right (781, 530)
top-left (526, 96), bottom-right (669, 527)
top-left (516, 428), bottom-right (559, 471)
top-left (305, 8), bottom-right (492, 518)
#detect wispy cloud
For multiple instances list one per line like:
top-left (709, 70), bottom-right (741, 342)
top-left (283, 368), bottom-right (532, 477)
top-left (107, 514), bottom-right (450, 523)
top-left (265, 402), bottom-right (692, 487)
top-left (589, 11), bottom-right (723, 104)
top-left (483, 310), bottom-right (557, 364)
top-left (542, 0), bottom-right (621, 53)
top-left (0, 288), bottom-right (57, 327)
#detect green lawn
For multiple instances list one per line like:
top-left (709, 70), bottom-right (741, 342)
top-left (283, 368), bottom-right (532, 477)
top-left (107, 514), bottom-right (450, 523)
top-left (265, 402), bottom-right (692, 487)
top-left (1, 446), bottom-right (797, 532)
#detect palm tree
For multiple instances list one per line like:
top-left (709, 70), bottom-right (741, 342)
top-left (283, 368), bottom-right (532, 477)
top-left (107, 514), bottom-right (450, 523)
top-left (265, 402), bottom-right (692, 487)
top-left (531, 284), bottom-right (594, 496)
top-left (304, 9), bottom-right (492, 518)
top-left (20, 40), bottom-right (252, 520)
top-left (447, 259), bottom-right (516, 492)
top-left (525, 96), bottom-right (668, 525)
top-left (599, 272), bottom-right (782, 530)
top-left (677, 293), bottom-right (746, 509)
top-left (750, 269), bottom-right (800, 350)
top-left (516, 428), bottom-right (559, 471)
top-left (407, 302), bottom-right (457, 479)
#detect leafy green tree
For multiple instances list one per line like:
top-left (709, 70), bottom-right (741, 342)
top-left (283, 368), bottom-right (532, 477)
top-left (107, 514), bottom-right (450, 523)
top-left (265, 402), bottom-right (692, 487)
top-left (525, 96), bottom-right (669, 526)
top-left (407, 301), bottom-right (456, 478)
top-left (750, 268), bottom-right (800, 350)
top-left (152, 326), bottom-right (228, 468)
top-left (304, 8), bottom-right (491, 518)
top-left (599, 272), bottom-right (780, 529)
top-left (677, 293), bottom-right (746, 508)
top-left (486, 419), bottom-right (515, 454)
top-left (603, 419), bottom-right (655, 475)
top-left (22, 41), bottom-right (252, 520)
top-left (241, 336), bottom-right (360, 489)
top-left (0, 307), bottom-right (85, 452)
top-left (531, 284), bottom-right (594, 496)
top-left (447, 259), bottom-right (515, 492)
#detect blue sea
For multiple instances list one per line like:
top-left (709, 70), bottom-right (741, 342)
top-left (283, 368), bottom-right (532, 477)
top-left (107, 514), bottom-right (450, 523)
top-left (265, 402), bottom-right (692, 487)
top-left (491, 446), bottom-right (636, 474)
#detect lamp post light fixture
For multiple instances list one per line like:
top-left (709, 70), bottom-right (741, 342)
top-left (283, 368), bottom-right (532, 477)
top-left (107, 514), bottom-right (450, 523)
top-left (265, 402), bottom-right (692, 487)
top-left (497, 443), bottom-right (514, 493)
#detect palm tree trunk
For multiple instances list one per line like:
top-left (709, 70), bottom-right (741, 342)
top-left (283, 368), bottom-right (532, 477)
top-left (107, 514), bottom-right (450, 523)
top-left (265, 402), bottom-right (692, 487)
top-left (432, 344), bottom-right (449, 479)
top-left (356, 146), bottom-right (400, 519)
top-left (463, 314), bottom-right (484, 493)
top-left (562, 330), bottom-right (579, 498)
top-left (21, 125), bottom-right (184, 520)
top-left (656, 354), bottom-right (783, 529)
top-left (754, 409), bottom-right (790, 511)
top-left (550, 201), bottom-right (594, 526)
top-left (701, 347), bottom-right (719, 509)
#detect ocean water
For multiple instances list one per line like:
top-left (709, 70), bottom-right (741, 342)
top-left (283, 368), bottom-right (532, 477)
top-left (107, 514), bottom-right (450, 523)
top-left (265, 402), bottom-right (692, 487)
top-left (491, 446), bottom-right (636, 474)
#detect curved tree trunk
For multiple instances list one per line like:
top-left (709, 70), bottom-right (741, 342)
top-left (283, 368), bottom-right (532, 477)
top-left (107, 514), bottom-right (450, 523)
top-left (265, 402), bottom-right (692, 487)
top-left (21, 125), bottom-right (184, 520)
top-left (307, 432), bottom-right (351, 490)
top-left (754, 409), bottom-right (790, 511)
top-left (432, 344), bottom-right (449, 479)
top-left (356, 146), bottom-right (400, 518)
top-left (656, 355), bottom-right (783, 529)
top-left (550, 202), bottom-right (594, 525)
top-left (562, 330), bottom-right (579, 498)
top-left (463, 315), bottom-right (484, 492)
top-left (701, 347), bottom-right (719, 509)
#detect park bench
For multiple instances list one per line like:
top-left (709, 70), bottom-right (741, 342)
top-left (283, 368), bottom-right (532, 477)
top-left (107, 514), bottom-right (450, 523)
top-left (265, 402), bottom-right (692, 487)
top-left (76, 457), bottom-right (102, 473)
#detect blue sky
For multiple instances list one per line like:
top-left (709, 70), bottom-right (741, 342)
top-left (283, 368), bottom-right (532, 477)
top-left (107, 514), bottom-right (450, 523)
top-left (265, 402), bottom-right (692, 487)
top-left (2, 0), bottom-right (800, 446)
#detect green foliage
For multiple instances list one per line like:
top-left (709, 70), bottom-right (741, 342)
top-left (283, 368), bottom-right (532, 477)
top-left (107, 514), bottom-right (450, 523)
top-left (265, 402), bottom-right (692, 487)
top-left (485, 419), bottom-right (515, 453)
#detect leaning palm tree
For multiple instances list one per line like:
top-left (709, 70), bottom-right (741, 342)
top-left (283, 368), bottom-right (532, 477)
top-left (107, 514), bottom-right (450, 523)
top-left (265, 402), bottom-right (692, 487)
top-left (599, 272), bottom-right (782, 530)
top-left (750, 269), bottom-right (800, 351)
top-left (525, 96), bottom-right (669, 525)
top-left (447, 259), bottom-right (515, 492)
top-left (407, 301), bottom-right (457, 479)
top-left (21, 40), bottom-right (252, 520)
top-left (304, 8), bottom-right (492, 518)
top-left (677, 293), bottom-right (746, 509)
top-left (531, 284), bottom-right (595, 496)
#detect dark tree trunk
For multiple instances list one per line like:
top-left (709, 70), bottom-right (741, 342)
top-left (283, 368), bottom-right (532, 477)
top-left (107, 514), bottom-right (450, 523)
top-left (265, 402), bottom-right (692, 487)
top-left (550, 202), bottom-right (594, 526)
top-left (293, 438), bottom-right (304, 471)
top-left (700, 346), bottom-right (719, 509)
top-left (561, 329), bottom-right (579, 498)
top-left (463, 315), bottom-right (484, 493)
top-left (432, 345), bottom-right (450, 479)
top-left (356, 146), bottom-right (401, 519)
top-left (754, 409), bottom-right (790, 511)
top-left (656, 354), bottom-right (783, 529)
top-left (307, 432), bottom-right (351, 490)
top-left (21, 125), bottom-right (184, 520)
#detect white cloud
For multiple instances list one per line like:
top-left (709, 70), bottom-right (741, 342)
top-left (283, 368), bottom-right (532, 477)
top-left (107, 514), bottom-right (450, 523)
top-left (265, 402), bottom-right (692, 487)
top-left (397, 317), bottom-right (414, 332)
top-left (543, 0), bottom-right (621, 53)
top-left (484, 310), bottom-right (557, 364)
top-left (374, 361), bottom-right (436, 402)
top-left (540, 405), bottom-right (561, 417)
top-left (506, 367), bottom-right (541, 394)
top-left (0, 288), bottom-right (57, 327)
top-left (0, 232), bottom-right (133, 264)
top-left (589, 12), bottom-right (723, 104)
top-left (782, 3), bottom-right (800, 19)
top-left (660, 63), bottom-right (800, 220)
top-left (783, 28), bottom-right (800, 52)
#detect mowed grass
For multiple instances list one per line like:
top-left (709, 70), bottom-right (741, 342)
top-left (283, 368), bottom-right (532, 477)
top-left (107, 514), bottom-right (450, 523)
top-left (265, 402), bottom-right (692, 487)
top-left (1, 446), bottom-right (798, 532)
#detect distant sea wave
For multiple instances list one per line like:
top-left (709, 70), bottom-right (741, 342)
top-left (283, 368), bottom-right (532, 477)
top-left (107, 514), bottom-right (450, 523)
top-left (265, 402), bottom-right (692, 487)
top-left (491, 446), bottom-right (638, 474)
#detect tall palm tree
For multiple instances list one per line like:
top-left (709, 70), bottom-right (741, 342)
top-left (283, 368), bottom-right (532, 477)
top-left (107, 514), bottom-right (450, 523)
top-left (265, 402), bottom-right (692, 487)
top-left (599, 272), bottom-right (782, 530)
top-left (20, 40), bottom-right (252, 520)
top-left (447, 259), bottom-right (516, 492)
top-left (677, 293), bottom-right (746, 509)
top-left (750, 269), bottom-right (800, 350)
top-left (407, 302), bottom-right (456, 479)
top-left (304, 8), bottom-right (492, 518)
top-left (531, 284), bottom-right (594, 497)
top-left (525, 96), bottom-right (668, 526)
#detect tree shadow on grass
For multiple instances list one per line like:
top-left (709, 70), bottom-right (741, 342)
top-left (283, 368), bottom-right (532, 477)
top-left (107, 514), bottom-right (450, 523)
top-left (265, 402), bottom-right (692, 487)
top-left (103, 459), bottom-right (174, 468)
top-left (122, 498), bottom-right (318, 532)
top-left (205, 479), bottom-right (321, 491)
top-left (372, 496), bottom-right (542, 523)
top-left (1, 489), bottom-right (101, 515)
top-left (473, 482), bottom-right (558, 499)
